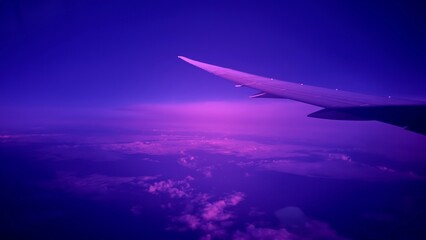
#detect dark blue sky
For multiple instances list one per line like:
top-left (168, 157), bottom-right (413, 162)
top-left (1, 0), bottom-right (426, 107)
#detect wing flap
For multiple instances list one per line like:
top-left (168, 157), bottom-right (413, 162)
top-left (249, 92), bottom-right (283, 99)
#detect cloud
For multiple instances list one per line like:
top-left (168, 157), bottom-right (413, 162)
top-left (146, 176), bottom-right (194, 198)
top-left (232, 224), bottom-right (293, 240)
top-left (302, 219), bottom-right (348, 240)
top-left (3, 100), bottom-right (426, 164)
top-left (227, 192), bottom-right (245, 206)
top-left (202, 192), bottom-right (244, 221)
top-left (186, 205), bottom-right (350, 240)
top-left (232, 222), bottom-right (348, 240)
top-left (100, 133), bottom-right (425, 181)
top-left (36, 125), bottom-right (424, 183)
top-left (257, 155), bottom-right (424, 181)
top-left (202, 200), bottom-right (232, 221)
top-left (47, 173), bottom-right (160, 196)
top-left (176, 214), bottom-right (200, 230)
top-left (59, 175), bottom-right (346, 240)
top-left (48, 168), bottom-right (349, 240)
top-left (172, 192), bottom-right (245, 238)
top-left (118, 101), bottom-right (426, 155)
top-left (229, 207), bottom-right (349, 240)
top-left (9, 100), bottom-right (423, 240)
top-left (274, 206), bottom-right (349, 240)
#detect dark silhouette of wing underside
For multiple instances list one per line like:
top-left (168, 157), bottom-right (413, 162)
top-left (179, 56), bottom-right (426, 135)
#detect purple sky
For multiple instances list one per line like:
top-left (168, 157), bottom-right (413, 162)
top-left (1, 0), bottom-right (425, 199)
top-left (1, 2), bottom-right (426, 239)
top-left (1, 0), bottom-right (426, 108)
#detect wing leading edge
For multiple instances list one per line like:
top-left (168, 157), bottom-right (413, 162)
top-left (178, 56), bottom-right (426, 135)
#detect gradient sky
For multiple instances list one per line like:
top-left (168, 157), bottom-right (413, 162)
top-left (2, 1), bottom-right (426, 240)
top-left (1, 0), bottom-right (426, 108)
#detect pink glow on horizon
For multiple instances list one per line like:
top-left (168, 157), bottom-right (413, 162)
top-left (3, 100), bottom-right (425, 163)
top-left (123, 101), bottom-right (426, 162)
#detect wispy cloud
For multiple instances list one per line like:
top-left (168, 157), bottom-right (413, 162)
top-left (172, 192), bottom-right (246, 238)
top-left (232, 221), bottom-right (348, 240)
top-left (255, 156), bottom-right (424, 181)
top-left (232, 224), bottom-right (293, 240)
top-left (201, 192), bottom-right (245, 221)
top-left (102, 136), bottom-right (424, 181)
top-left (46, 163), bottom-right (352, 239)
top-left (146, 176), bottom-right (194, 198)
top-left (3, 101), bottom-right (425, 163)
top-left (47, 173), bottom-right (155, 196)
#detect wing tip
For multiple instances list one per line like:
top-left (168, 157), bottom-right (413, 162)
top-left (177, 55), bottom-right (191, 62)
top-left (177, 56), bottom-right (207, 69)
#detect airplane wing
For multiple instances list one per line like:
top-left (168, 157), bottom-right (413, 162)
top-left (178, 56), bottom-right (426, 135)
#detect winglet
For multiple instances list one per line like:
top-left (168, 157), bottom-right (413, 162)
top-left (177, 55), bottom-right (264, 88)
top-left (177, 55), bottom-right (187, 61)
top-left (178, 56), bottom-right (213, 70)
top-left (178, 56), bottom-right (199, 66)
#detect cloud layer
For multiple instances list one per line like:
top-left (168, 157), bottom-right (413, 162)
top-left (3, 100), bottom-right (425, 163)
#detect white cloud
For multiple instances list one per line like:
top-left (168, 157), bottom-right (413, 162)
top-left (172, 192), bottom-right (246, 238)
top-left (146, 176), bottom-right (194, 198)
